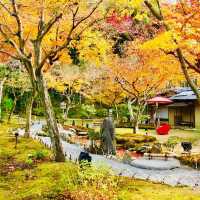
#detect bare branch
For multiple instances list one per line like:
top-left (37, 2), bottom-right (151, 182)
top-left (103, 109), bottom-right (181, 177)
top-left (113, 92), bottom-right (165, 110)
top-left (0, 1), bottom-right (12, 15)
top-left (0, 24), bottom-right (16, 47)
top-left (184, 57), bottom-right (200, 74)
top-left (37, 13), bottom-right (63, 41)
top-left (74, 0), bottom-right (103, 29)
top-left (0, 50), bottom-right (19, 59)
top-left (0, 23), bottom-right (15, 35)
top-left (0, 25), bottom-right (27, 61)
top-left (76, 14), bottom-right (106, 37)
top-left (177, 48), bottom-right (200, 100)
top-left (72, 6), bottom-right (79, 28)
top-left (10, 0), bottom-right (24, 51)
top-left (131, 78), bottom-right (140, 95)
top-left (38, 1), bottom-right (45, 34)
top-left (115, 76), bottom-right (137, 98)
top-left (144, 0), bottom-right (163, 20)
top-left (38, 0), bottom-right (103, 72)
top-left (180, 12), bottom-right (197, 31)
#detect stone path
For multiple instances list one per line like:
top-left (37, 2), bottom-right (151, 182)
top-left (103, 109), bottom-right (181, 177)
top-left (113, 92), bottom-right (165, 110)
top-left (30, 121), bottom-right (200, 188)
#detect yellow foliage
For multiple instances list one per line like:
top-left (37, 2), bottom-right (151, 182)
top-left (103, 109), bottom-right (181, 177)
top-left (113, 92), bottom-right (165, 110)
top-left (108, 0), bottom-right (143, 9)
top-left (141, 31), bottom-right (178, 51)
top-left (77, 30), bottom-right (111, 65)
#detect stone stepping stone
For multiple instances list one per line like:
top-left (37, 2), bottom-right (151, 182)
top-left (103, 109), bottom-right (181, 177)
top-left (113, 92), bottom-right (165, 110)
top-left (130, 158), bottom-right (180, 170)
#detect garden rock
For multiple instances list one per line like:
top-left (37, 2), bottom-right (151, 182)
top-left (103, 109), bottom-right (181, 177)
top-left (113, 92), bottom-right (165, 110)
top-left (130, 157), bottom-right (181, 170)
top-left (150, 143), bottom-right (162, 154)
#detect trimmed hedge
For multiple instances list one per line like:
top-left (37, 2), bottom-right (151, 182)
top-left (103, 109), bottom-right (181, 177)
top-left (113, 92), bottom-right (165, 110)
top-left (116, 133), bottom-right (157, 150)
top-left (116, 134), bottom-right (156, 144)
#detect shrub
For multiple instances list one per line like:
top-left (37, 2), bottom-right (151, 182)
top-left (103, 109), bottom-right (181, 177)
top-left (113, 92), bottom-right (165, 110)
top-left (116, 134), bottom-right (156, 144)
top-left (164, 136), bottom-right (181, 152)
top-left (179, 154), bottom-right (200, 169)
top-left (88, 129), bottom-right (100, 140)
top-left (34, 150), bottom-right (48, 160)
top-left (124, 141), bottom-right (136, 149)
top-left (27, 150), bottom-right (48, 161)
top-left (68, 104), bottom-right (96, 119)
top-left (77, 162), bottom-right (117, 192)
top-left (25, 158), bottom-right (34, 166)
top-left (32, 107), bottom-right (45, 116)
top-left (116, 134), bottom-right (156, 150)
top-left (95, 107), bottom-right (107, 118)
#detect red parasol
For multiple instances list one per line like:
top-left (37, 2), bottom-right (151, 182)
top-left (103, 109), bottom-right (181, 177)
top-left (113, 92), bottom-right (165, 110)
top-left (147, 96), bottom-right (173, 105)
top-left (146, 96), bottom-right (173, 128)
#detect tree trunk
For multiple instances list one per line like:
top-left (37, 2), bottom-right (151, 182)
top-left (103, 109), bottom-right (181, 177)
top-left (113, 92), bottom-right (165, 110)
top-left (0, 78), bottom-right (6, 121)
top-left (133, 120), bottom-right (139, 134)
top-left (65, 105), bottom-right (70, 119)
top-left (24, 91), bottom-right (34, 138)
top-left (7, 97), bottom-right (17, 123)
top-left (176, 48), bottom-right (200, 103)
top-left (114, 104), bottom-right (119, 123)
top-left (127, 99), bottom-right (134, 122)
top-left (127, 99), bottom-right (137, 133)
top-left (36, 72), bottom-right (65, 162)
top-left (64, 95), bottom-right (71, 120)
top-left (133, 106), bottom-right (140, 134)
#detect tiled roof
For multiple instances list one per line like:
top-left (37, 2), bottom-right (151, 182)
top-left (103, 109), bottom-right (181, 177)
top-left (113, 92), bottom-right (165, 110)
top-left (170, 90), bottom-right (197, 100)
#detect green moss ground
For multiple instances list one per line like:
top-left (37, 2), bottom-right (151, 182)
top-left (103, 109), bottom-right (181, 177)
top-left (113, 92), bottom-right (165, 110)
top-left (0, 122), bottom-right (200, 200)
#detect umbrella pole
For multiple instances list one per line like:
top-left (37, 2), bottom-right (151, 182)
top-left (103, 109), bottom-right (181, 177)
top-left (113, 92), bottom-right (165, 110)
top-left (154, 102), bottom-right (159, 128)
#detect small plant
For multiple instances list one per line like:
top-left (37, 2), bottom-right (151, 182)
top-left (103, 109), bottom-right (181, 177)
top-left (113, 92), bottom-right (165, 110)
top-left (77, 162), bottom-right (118, 193)
top-left (164, 136), bottom-right (181, 152)
top-left (25, 158), bottom-right (34, 166)
top-left (122, 151), bottom-right (132, 164)
top-left (34, 150), bottom-right (48, 160)
top-left (27, 150), bottom-right (48, 162)
top-left (88, 129), bottom-right (100, 140)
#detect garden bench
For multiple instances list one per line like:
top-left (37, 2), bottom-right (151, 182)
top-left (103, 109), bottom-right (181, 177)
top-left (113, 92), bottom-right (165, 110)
top-left (176, 121), bottom-right (193, 128)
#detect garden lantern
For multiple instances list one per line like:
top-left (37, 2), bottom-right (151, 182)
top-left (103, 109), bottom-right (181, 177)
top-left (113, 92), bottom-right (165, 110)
top-left (14, 132), bottom-right (19, 149)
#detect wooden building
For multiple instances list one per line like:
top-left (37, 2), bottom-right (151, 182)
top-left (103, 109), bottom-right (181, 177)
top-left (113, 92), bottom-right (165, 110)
top-left (149, 88), bottom-right (200, 129)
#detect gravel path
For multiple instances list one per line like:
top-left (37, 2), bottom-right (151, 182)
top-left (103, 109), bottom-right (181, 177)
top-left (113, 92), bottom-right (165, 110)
top-left (30, 121), bottom-right (200, 188)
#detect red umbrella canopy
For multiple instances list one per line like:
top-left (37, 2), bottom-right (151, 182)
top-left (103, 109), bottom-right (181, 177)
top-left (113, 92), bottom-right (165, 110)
top-left (147, 96), bottom-right (173, 105)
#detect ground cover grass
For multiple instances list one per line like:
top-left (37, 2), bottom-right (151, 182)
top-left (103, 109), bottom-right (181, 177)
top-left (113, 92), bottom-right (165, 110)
top-left (0, 121), bottom-right (200, 200)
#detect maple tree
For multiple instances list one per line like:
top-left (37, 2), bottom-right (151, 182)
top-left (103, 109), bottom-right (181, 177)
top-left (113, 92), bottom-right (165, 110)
top-left (0, 61), bottom-right (33, 137)
top-left (95, 1), bottom-right (180, 132)
top-left (83, 66), bottom-right (123, 105)
top-left (5, 64), bottom-right (31, 123)
top-left (143, 0), bottom-right (200, 102)
top-left (103, 0), bottom-right (200, 105)
top-left (111, 43), bottom-right (181, 133)
top-left (46, 64), bottom-right (83, 119)
top-left (80, 65), bottom-right (125, 120)
top-left (0, 0), bottom-right (109, 161)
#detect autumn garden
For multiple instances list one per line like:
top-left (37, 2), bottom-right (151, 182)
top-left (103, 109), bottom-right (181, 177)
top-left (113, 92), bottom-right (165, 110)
top-left (1, 0), bottom-right (200, 199)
